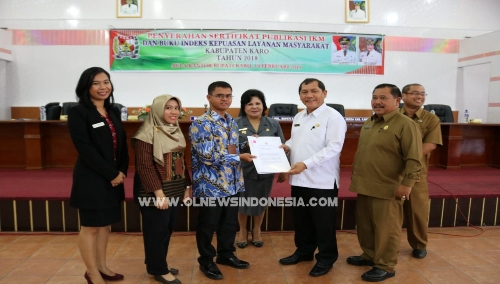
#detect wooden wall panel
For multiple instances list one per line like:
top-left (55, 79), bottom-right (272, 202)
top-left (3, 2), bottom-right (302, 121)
top-left (0, 196), bottom-right (497, 232)
top-left (42, 123), bottom-right (78, 167)
top-left (455, 198), bottom-right (471, 227)
top-left (469, 198), bottom-right (485, 227)
top-left (15, 200), bottom-right (31, 231)
top-left (188, 206), bottom-right (200, 233)
top-left (1, 120), bottom-right (499, 169)
top-left (266, 206), bottom-right (283, 231)
top-left (341, 122), bottom-right (364, 167)
top-left (0, 123), bottom-right (26, 167)
top-left (48, 200), bottom-right (64, 231)
top-left (111, 205), bottom-right (126, 232)
top-left (341, 200), bottom-right (357, 230)
top-left (174, 205), bottom-right (189, 232)
top-left (32, 200), bottom-right (48, 231)
top-left (63, 201), bottom-right (79, 232)
top-left (483, 198), bottom-right (497, 226)
top-left (11, 107), bottom-right (40, 119)
top-left (0, 200), bottom-right (15, 231)
top-left (124, 201), bottom-right (142, 232)
top-left (428, 199), bottom-right (443, 227)
top-left (442, 198), bottom-right (458, 227)
top-left (460, 125), bottom-right (496, 166)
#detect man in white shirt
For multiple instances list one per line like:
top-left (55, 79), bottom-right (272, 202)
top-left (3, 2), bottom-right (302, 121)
top-left (350, 2), bottom-right (366, 19)
top-left (121, 0), bottom-right (138, 14)
top-left (359, 38), bottom-right (382, 66)
top-left (279, 78), bottom-right (347, 277)
top-left (332, 37), bottom-right (356, 64)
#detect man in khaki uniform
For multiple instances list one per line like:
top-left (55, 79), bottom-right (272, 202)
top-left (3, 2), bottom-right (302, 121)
top-left (347, 83), bottom-right (422, 282)
top-left (400, 84), bottom-right (442, 259)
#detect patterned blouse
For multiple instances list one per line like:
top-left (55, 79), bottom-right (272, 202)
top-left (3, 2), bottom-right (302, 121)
top-left (102, 113), bottom-right (117, 161)
top-left (133, 140), bottom-right (191, 201)
top-left (188, 110), bottom-right (245, 198)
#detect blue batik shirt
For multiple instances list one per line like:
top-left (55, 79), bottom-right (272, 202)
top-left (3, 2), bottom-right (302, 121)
top-left (189, 110), bottom-right (245, 198)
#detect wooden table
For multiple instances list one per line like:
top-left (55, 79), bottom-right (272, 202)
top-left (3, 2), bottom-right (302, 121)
top-left (1, 121), bottom-right (499, 169)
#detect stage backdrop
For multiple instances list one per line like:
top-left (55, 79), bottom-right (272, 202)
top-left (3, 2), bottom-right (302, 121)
top-left (110, 29), bottom-right (385, 75)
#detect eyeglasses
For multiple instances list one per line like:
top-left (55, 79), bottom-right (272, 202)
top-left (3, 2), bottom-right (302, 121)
top-left (405, 91), bottom-right (428, 97)
top-left (210, 94), bottom-right (234, 99)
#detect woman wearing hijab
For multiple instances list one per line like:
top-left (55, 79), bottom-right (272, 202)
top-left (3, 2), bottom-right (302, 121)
top-left (132, 95), bottom-right (191, 284)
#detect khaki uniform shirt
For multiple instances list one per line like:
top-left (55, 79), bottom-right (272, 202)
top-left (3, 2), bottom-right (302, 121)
top-left (349, 109), bottom-right (423, 199)
top-left (400, 108), bottom-right (442, 177)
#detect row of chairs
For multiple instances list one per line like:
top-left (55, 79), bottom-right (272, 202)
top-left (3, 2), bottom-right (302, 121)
top-left (48, 102), bottom-right (342, 120)
top-left (267, 103), bottom-right (454, 122)
top-left (44, 102), bottom-right (124, 120)
top-left (45, 102), bottom-right (453, 122)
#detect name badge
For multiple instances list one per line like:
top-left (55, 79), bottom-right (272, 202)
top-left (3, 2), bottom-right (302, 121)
top-left (294, 124), bottom-right (300, 127)
top-left (92, 122), bottom-right (105, 128)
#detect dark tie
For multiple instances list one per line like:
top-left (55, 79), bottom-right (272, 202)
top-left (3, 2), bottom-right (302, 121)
top-left (367, 52), bottom-right (370, 56)
top-left (344, 51), bottom-right (346, 56)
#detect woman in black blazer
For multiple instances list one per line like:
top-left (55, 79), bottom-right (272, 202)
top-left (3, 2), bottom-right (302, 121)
top-left (68, 67), bottom-right (129, 284)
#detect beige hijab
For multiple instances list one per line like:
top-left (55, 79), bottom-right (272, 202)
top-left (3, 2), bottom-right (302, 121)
top-left (133, 95), bottom-right (186, 166)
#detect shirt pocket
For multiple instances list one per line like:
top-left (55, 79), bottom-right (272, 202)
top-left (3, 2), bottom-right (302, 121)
top-left (420, 125), bottom-right (429, 138)
top-left (309, 125), bottom-right (327, 142)
top-left (373, 129), bottom-right (399, 149)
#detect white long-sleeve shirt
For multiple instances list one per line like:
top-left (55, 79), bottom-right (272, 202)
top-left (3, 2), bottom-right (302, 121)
top-left (359, 50), bottom-right (382, 66)
top-left (285, 103), bottom-right (347, 189)
top-left (331, 50), bottom-right (356, 64)
top-left (350, 9), bottom-right (366, 19)
top-left (121, 4), bottom-right (138, 14)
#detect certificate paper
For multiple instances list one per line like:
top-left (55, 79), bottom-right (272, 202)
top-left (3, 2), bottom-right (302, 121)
top-left (247, 136), bottom-right (290, 174)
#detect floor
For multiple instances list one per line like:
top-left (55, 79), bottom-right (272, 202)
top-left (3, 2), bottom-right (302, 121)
top-left (0, 227), bottom-right (499, 283)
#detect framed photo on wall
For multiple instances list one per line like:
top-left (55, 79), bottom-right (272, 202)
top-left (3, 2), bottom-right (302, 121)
top-left (117, 0), bottom-right (142, 18)
top-left (345, 0), bottom-right (369, 23)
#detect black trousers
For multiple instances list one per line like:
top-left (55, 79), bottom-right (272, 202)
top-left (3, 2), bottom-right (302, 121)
top-left (291, 185), bottom-right (339, 266)
top-left (140, 205), bottom-right (180, 275)
top-left (196, 196), bottom-right (238, 265)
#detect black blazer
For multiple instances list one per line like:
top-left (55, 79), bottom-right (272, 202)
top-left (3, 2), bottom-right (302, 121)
top-left (68, 104), bottom-right (129, 210)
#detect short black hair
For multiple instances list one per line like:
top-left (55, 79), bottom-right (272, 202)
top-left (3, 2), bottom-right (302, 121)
top-left (402, 83), bottom-right (423, 94)
top-left (373, 83), bottom-right (402, 98)
top-left (75, 67), bottom-right (115, 109)
top-left (240, 89), bottom-right (267, 117)
top-left (208, 81), bottom-right (232, 95)
top-left (299, 78), bottom-right (326, 93)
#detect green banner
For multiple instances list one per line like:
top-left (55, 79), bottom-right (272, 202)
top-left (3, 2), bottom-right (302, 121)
top-left (110, 30), bottom-right (384, 74)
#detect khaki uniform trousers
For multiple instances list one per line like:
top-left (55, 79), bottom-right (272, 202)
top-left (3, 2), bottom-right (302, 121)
top-left (356, 194), bottom-right (403, 273)
top-left (403, 177), bottom-right (429, 249)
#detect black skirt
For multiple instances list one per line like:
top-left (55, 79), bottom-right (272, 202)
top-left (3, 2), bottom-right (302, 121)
top-left (79, 205), bottom-right (121, 227)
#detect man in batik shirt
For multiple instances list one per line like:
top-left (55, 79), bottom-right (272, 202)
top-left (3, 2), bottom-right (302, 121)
top-left (189, 81), bottom-right (255, 280)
